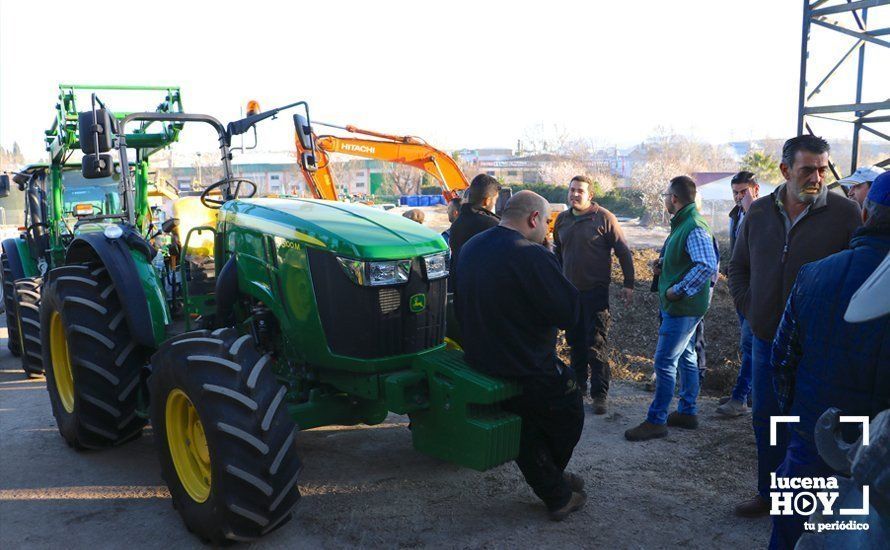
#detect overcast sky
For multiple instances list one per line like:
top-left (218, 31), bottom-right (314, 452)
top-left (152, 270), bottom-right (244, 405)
top-left (2, 0), bottom-right (888, 161)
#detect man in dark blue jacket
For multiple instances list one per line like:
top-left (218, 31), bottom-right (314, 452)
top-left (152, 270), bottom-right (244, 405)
top-left (768, 171), bottom-right (890, 549)
top-left (455, 190), bottom-right (585, 521)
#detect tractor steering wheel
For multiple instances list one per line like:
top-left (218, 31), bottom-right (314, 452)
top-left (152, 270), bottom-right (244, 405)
top-left (199, 178), bottom-right (258, 209)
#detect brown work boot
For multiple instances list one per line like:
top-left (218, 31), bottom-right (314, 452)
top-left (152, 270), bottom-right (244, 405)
top-left (666, 411), bottom-right (699, 429)
top-left (563, 471), bottom-right (585, 492)
top-left (624, 421), bottom-right (668, 441)
top-left (734, 495), bottom-right (771, 518)
top-left (592, 397), bottom-right (608, 415)
top-left (549, 491), bottom-right (587, 521)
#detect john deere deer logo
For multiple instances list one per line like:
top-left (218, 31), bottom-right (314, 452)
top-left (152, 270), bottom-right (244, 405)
top-left (409, 293), bottom-right (426, 313)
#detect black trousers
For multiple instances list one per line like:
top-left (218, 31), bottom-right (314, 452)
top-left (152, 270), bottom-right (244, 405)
top-left (503, 366), bottom-right (585, 511)
top-left (566, 287), bottom-right (612, 398)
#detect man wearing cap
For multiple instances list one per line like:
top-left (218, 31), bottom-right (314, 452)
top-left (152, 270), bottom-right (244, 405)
top-left (728, 135), bottom-right (862, 518)
top-left (767, 170), bottom-right (890, 548)
top-left (838, 165), bottom-right (885, 207)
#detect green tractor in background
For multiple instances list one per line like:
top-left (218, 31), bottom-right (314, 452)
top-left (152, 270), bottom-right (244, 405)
top-left (1, 85), bottom-right (184, 376)
top-left (36, 91), bottom-right (523, 543)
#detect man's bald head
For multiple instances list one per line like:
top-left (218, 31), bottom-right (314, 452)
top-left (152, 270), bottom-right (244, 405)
top-left (499, 190), bottom-right (550, 244)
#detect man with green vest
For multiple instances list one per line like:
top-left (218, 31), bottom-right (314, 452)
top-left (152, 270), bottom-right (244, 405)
top-left (626, 176), bottom-right (717, 441)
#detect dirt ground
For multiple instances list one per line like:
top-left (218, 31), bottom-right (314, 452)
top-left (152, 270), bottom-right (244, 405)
top-left (0, 212), bottom-right (769, 548)
top-left (0, 343), bottom-right (768, 549)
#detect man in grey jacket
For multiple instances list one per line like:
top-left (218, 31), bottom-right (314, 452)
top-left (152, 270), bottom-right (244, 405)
top-left (728, 135), bottom-right (861, 518)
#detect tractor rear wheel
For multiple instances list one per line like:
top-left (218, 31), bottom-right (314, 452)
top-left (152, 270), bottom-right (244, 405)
top-left (2, 253), bottom-right (22, 357)
top-left (14, 277), bottom-right (43, 376)
top-left (41, 264), bottom-right (148, 449)
top-left (150, 328), bottom-right (302, 544)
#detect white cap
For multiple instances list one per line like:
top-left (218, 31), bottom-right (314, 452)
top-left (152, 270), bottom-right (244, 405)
top-left (845, 252), bottom-right (890, 323)
top-left (837, 166), bottom-right (885, 189)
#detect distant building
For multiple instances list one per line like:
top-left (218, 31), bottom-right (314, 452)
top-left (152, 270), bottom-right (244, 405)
top-left (158, 152), bottom-right (310, 196)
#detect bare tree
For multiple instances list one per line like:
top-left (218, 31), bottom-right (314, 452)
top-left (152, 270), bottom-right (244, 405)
top-left (537, 159), bottom-right (588, 186)
top-left (521, 123), bottom-right (572, 155)
top-left (192, 151), bottom-right (223, 191)
top-left (382, 162), bottom-right (423, 195)
top-left (454, 153), bottom-right (483, 182)
top-left (630, 130), bottom-right (736, 225)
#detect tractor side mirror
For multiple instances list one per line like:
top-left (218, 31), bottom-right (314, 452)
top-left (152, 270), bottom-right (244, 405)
top-left (300, 151), bottom-right (318, 172)
top-left (12, 172), bottom-right (29, 190)
top-left (294, 114), bottom-right (313, 150)
top-left (0, 174), bottom-right (10, 198)
top-left (82, 154), bottom-right (114, 179)
top-left (162, 217), bottom-right (179, 234)
top-left (78, 108), bottom-right (114, 154)
top-left (12, 172), bottom-right (31, 191)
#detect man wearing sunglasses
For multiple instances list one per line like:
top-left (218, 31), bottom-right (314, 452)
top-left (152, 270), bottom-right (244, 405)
top-left (626, 176), bottom-right (717, 441)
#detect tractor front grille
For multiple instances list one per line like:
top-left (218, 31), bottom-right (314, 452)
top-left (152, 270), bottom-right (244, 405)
top-left (308, 248), bottom-right (446, 359)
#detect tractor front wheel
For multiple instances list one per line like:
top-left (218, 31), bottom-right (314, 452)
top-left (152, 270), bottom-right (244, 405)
top-left (41, 264), bottom-right (148, 449)
top-left (150, 328), bottom-right (302, 544)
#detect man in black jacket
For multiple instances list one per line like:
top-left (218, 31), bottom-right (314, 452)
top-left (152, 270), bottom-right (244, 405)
top-left (447, 174), bottom-right (500, 290)
top-left (455, 190), bottom-right (586, 521)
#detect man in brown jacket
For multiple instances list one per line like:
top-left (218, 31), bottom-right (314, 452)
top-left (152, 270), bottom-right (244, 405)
top-left (728, 135), bottom-right (861, 518)
top-left (554, 175), bottom-right (634, 415)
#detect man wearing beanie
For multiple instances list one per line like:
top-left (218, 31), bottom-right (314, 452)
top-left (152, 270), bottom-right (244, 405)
top-left (766, 170), bottom-right (890, 548)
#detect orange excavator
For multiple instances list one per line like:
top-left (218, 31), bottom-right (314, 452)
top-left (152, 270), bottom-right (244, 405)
top-left (293, 121), bottom-right (468, 202)
top-left (270, 102), bottom-right (563, 233)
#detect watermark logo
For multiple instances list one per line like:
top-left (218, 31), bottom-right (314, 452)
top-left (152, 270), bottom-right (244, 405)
top-left (769, 416), bottom-right (871, 533)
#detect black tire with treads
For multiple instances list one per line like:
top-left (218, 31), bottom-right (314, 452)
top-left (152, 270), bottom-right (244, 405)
top-left (41, 264), bottom-right (148, 449)
top-left (150, 328), bottom-right (302, 545)
top-left (2, 253), bottom-right (22, 357)
top-left (14, 277), bottom-right (43, 376)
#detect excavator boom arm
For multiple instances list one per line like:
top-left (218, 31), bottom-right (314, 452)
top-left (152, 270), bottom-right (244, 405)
top-left (314, 135), bottom-right (468, 200)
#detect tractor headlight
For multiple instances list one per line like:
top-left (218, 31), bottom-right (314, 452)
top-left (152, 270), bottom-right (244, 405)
top-left (368, 260), bottom-right (411, 286)
top-left (422, 251), bottom-right (449, 280)
top-left (336, 257), bottom-right (411, 286)
top-left (103, 225), bottom-right (123, 239)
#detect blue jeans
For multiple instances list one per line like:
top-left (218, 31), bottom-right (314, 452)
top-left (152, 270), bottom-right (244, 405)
top-left (730, 311), bottom-right (753, 402)
top-left (769, 434), bottom-right (833, 550)
top-left (752, 335), bottom-right (790, 498)
top-left (646, 312), bottom-right (702, 425)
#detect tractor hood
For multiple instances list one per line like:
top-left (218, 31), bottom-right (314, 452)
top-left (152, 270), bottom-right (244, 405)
top-left (221, 198), bottom-right (447, 260)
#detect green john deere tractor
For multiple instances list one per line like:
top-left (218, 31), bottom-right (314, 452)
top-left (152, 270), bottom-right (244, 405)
top-left (38, 93), bottom-right (522, 543)
top-left (1, 85), bottom-right (183, 377)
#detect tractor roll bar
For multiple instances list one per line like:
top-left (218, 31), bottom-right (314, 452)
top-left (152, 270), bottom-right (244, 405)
top-left (115, 112), bottom-right (234, 225)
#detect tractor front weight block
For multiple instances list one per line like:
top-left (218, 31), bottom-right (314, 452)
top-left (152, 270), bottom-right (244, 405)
top-left (406, 348), bottom-right (521, 471)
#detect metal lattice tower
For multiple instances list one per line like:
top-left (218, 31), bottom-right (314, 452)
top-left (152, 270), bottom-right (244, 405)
top-left (798, 0), bottom-right (890, 173)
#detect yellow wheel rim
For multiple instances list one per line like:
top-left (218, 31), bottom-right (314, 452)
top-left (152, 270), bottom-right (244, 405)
top-left (166, 389), bottom-right (211, 503)
top-left (444, 337), bottom-right (463, 352)
top-left (49, 311), bottom-right (75, 413)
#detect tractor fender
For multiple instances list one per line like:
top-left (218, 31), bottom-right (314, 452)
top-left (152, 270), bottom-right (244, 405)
top-left (214, 255), bottom-right (238, 327)
top-left (65, 231), bottom-right (159, 348)
top-left (1, 238), bottom-right (26, 281)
